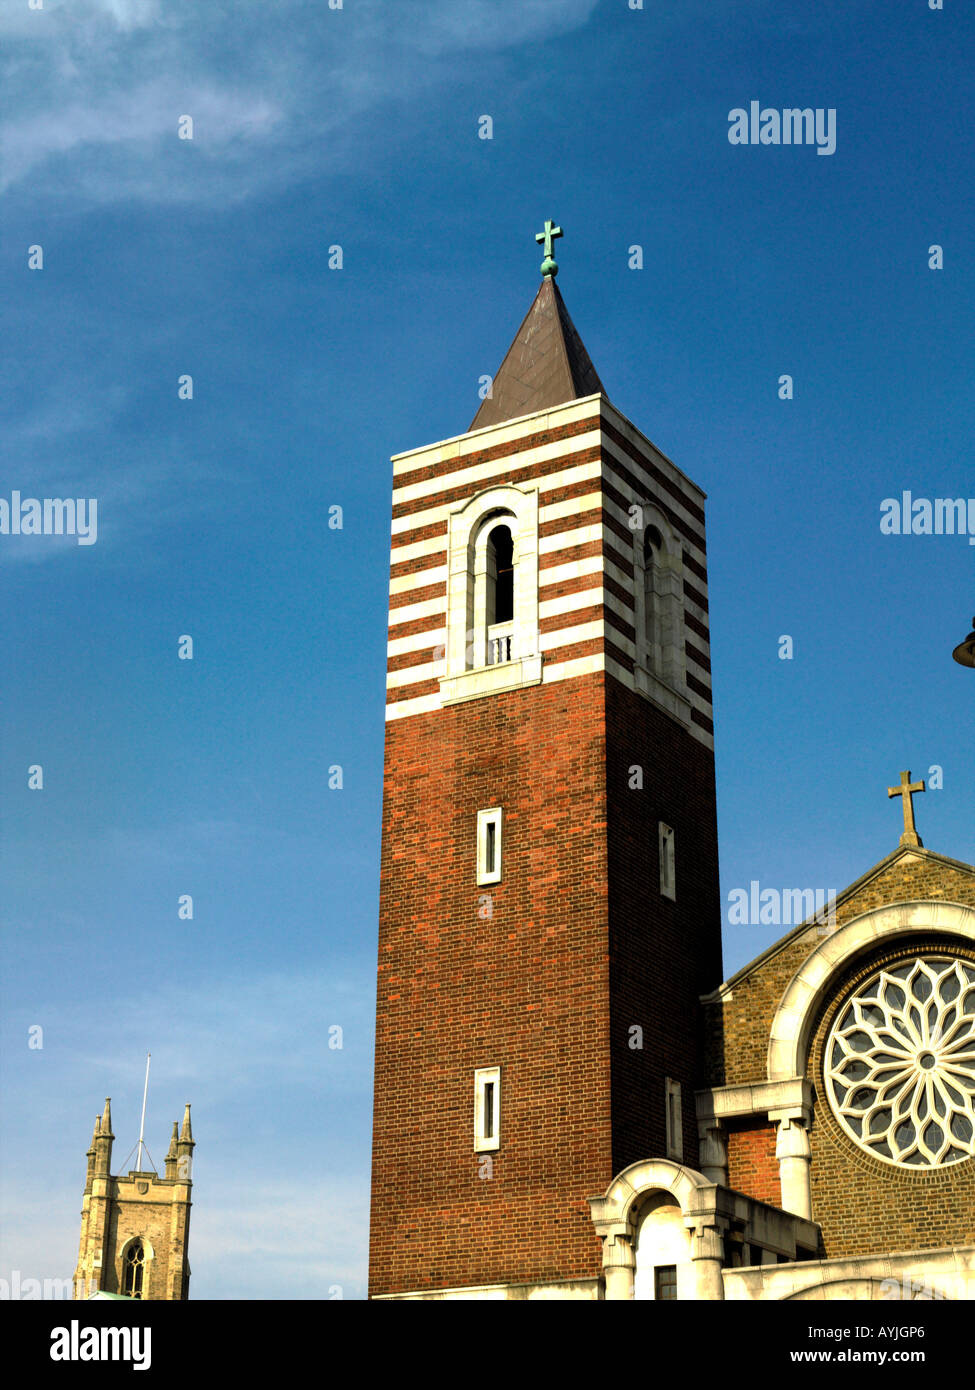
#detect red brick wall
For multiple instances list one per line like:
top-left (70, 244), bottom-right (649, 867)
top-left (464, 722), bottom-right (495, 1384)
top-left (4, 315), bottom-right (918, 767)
top-left (726, 1121), bottom-right (781, 1207)
top-left (369, 669), bottom-right (723, 1295)
top-left (369, 676), bottom-right (612, 1296)
top-left (604, 681), bottom-right (722, 1173)
top-left (372, 400), bottom-right (720, 1296)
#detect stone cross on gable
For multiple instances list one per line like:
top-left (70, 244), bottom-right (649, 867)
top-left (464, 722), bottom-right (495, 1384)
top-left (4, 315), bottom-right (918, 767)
top-left (887, 769), bottom-right (925, 848)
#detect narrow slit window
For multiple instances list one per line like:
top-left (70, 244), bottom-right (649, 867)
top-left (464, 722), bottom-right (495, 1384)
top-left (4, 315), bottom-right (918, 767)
top-left (483, 1082), bottom-right (495, 1139)
top-left (665, 1076), bottom-right (683, 1160)
top-left (659, 822), bottom-right (676, 900)
top-left (474, 1067), bottom-right (501, 1152)
top-left (477, 808), bottom-right (502, 885)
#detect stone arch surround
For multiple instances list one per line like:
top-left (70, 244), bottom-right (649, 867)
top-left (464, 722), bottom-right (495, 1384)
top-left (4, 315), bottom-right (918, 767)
top-left (767, 901), bottom-right (975, 1085)
top-left (589, 1159), bottom-right (727, 1300)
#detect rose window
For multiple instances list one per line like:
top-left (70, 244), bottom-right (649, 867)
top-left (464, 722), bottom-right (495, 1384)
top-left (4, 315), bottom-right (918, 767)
top-left (824, 956), bottom-right (975, 1167)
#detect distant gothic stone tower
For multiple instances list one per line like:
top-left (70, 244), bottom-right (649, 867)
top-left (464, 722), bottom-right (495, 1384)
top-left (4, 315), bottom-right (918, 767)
top-left (73, 1098), bottom-right (195, 1300)
top-left (369, 227), bottom-right (722, 1298)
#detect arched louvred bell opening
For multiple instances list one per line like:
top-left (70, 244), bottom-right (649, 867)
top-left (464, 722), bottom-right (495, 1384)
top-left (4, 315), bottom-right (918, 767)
top-left (634, 512), bottom-right (686, 697)
top-left (441, 485), bottom-right (540, 695)
top-left (488, 525), bottom-right (514, 625)
top-left (644, 524), bottom-right (664, 559)
top-left (643, 525), bottom-right (664, 657)
top-left (486, 523), bottom-right (515, 664)
top-left (123, 1240), bottom-right (146, 1298)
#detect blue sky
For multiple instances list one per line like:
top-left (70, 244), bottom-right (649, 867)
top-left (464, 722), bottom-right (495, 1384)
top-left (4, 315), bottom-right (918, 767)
top-left (1, 0), bottom-right (972, 1301)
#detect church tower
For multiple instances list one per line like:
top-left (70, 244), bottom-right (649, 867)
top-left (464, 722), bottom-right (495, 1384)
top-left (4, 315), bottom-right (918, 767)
top-left (73, 1098), bottom-right (195, 1300)
top-left (369, 224), bottom-right (722, 1299)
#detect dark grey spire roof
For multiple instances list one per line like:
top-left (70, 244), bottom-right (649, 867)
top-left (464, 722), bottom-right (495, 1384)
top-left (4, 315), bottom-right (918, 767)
top-left (469, 276), bottom-right (606, 431)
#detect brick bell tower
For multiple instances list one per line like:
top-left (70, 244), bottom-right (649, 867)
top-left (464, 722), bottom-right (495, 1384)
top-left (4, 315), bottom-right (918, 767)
top-left (369, 223), bottom-right (722, 1299)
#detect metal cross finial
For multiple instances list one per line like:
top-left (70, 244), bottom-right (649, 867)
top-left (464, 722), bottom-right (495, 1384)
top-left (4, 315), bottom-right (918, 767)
top-left (887, 769), bottom-right (925, 848)
top-left (535, 219), bottom-right (563, 278)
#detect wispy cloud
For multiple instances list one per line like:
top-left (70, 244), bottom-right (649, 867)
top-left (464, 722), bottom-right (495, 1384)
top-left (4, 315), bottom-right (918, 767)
top-left (2, 0), bottom-right (600, 205)
top-left (6, 957), bottom-right (370, 1084)
top-left (1, 80), bottom-right (281, 196)
top-left (0, 452), bottom-right (236, 567)
top-left (194, 1178), bottom-right (369, 1298)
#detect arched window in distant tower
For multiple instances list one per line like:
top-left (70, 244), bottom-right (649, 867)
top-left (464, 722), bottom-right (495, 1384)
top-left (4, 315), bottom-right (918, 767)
top-left (123, 1240), bottom-right (146, 1298)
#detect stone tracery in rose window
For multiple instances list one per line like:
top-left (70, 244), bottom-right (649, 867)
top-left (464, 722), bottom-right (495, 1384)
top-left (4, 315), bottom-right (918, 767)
top-left (824, 956), bottom-right (975, 1168)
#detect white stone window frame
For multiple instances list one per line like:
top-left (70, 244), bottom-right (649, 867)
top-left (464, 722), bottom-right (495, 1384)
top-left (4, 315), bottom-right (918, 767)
top-left (659, 822), bottom-right (676, 900)
top-left (474, 1066), bottom-right (501, 1152)
top-left (440, 485), bottom-right (542, 706)
top-left (476, 807), bottom-right (502, 885)
top-left (632, 504), bottom-right (691, 725)
top-left (665, 1077), bottom-right (684, 1160)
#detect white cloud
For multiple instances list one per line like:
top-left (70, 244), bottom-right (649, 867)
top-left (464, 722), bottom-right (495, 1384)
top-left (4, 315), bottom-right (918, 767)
top-left (88, 0), bottom-right (162, 28)
top-left (0, 0), bottom-right (601, 205)
top-left (192, 1178), bottom-right (368, 1298)
top-left (7, 963), bottom-right (372, 1095)
top-left (0, 0), bottom-right (163, 37)
top-left (0, 451), bottom-right (237, 568)
top-left (0, 80), bottom-right (281, 195)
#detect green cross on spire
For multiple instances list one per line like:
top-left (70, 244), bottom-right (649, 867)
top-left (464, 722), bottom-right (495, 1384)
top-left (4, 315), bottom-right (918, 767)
top-left (535, 219), bottom-right (563, 278)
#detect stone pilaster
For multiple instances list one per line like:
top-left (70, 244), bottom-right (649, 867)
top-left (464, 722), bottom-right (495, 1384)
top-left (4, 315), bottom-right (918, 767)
top-left (771, 1109), bottom-right (813, 1220)
top-left (697, 1121), bottom-right (728, 1186)
top-left (601, 1233), bottom-right (636, 1300)
top-left (686, 1217), bottom-right (726, 1300)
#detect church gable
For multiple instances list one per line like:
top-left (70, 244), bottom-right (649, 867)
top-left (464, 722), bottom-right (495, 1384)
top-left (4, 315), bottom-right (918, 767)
top-left (706, 846), bottom-right (975, 1088)
top-left (699, 838), bottom-right (975, 1265)
top-left (831, 846), bottom-right (975, 917)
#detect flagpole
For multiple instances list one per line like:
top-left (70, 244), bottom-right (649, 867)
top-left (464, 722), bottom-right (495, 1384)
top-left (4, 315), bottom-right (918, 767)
top-left (136, 1052), bottom-right (151, 1172)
